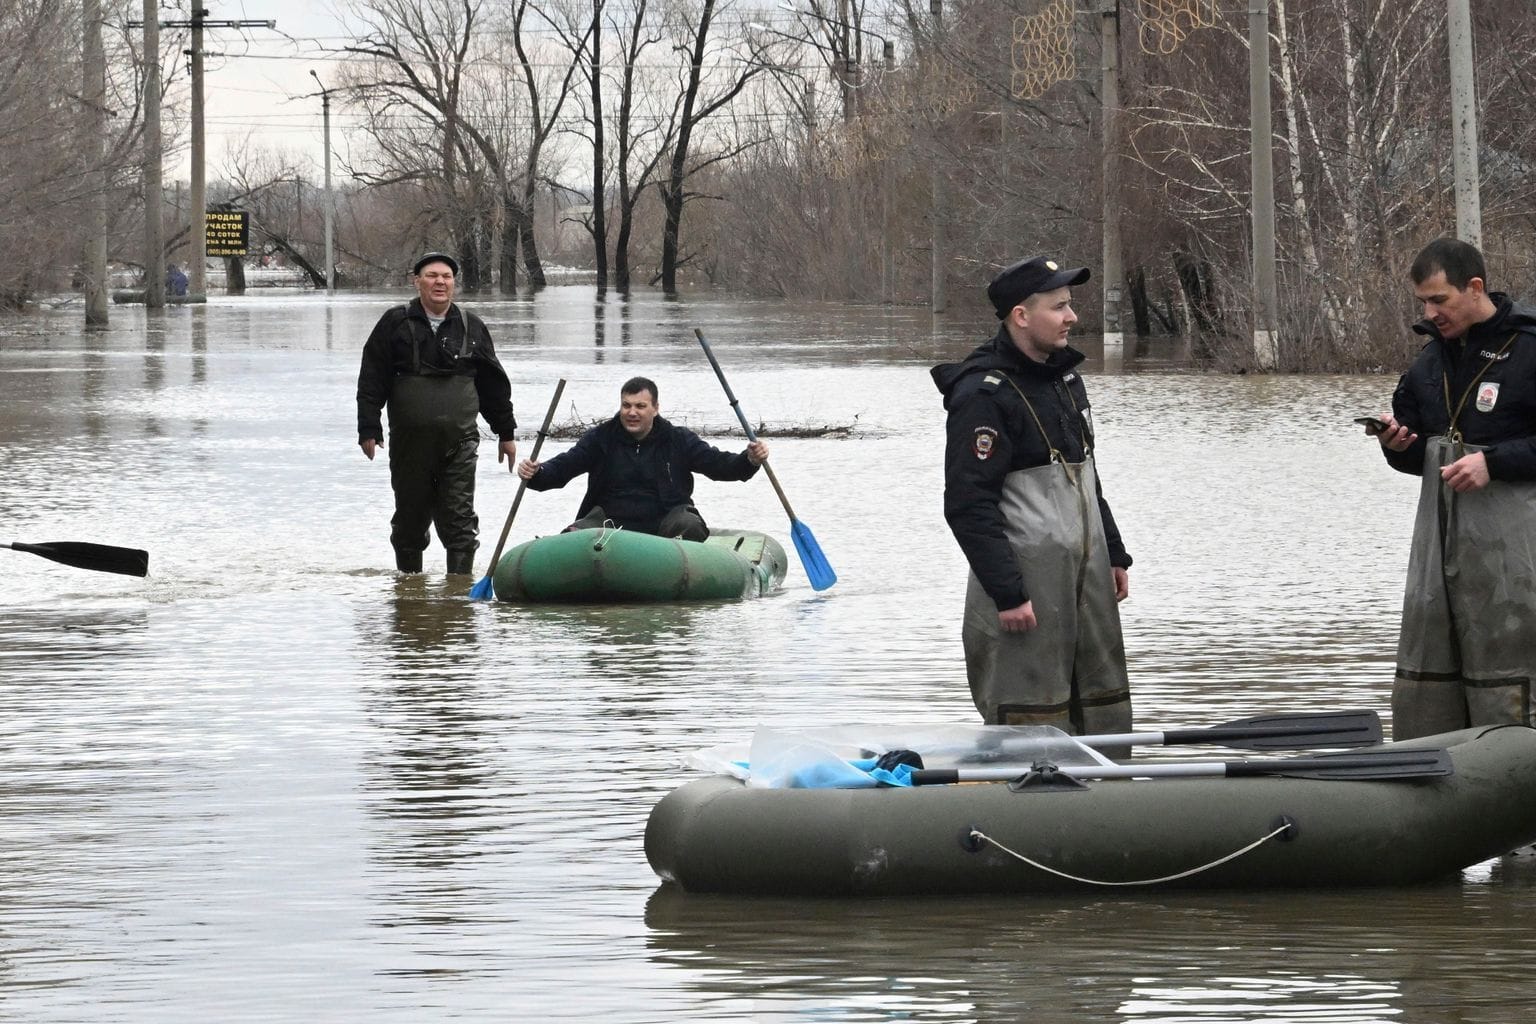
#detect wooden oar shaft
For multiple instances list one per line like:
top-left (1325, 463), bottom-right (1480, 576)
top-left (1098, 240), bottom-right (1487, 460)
top-left (485, 379), bottom-right (566, 569)
top-left (757, 461), bottom-right (796, 520)
top-left (694, 328), bottom-right (797, 519)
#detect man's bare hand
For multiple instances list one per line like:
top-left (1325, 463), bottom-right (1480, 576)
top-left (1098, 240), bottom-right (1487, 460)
top-left (1441, 451), bottom-right (1491, 492)
top-left (1378, 415), bottom-right (1418, 452)
top-left (998, 601), bottom-right (1037, 633)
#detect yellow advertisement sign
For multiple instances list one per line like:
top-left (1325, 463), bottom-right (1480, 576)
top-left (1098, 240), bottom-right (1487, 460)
top-left (205, 210), bottom-right (249, 257)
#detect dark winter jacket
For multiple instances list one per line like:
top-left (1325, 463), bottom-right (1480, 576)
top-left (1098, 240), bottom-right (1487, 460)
top-left (932, 328), bottom-right (1131, 610)
top-left (526, 414), bottom-right (760, 531)
top-left (356, 298), bottom-right (517, 444)
top-left (1387, 293), bottom-right (1536, 481)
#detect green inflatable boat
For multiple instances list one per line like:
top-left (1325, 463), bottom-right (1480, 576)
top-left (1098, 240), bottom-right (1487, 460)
top-left (645, 725), bottom-right (1536, 895)
top-left (492, 527), bottom-right (787, 603)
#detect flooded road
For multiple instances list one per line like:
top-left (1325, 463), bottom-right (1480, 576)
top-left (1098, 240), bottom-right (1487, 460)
top-left (3, 289), bottom-right (1534, 1022)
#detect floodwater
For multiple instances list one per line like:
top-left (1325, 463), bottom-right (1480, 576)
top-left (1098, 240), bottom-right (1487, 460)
top-left (2, 288), bottom-right (1534, 1022)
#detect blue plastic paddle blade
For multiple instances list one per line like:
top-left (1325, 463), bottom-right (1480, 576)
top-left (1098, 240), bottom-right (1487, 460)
top-left (790, 519), bottom-right (836, 591)
top-left (468, 573), bottom-right (495, 601)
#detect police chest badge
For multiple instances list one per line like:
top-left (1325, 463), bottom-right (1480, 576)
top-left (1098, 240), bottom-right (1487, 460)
top-left (973, 426), bottom-right (999, 460)
top-left (1477, 382), bottom-right (1500, 413)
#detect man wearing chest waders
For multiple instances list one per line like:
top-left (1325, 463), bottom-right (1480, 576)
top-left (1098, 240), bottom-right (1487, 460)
top-left (356, 252), bottom-right (518, 575)
top-left (931, 257), bottom-right (1133, 755)
top-left (1366, 238), bottom-right (1536, 739)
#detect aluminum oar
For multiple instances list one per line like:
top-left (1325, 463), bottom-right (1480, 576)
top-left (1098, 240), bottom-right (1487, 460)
top-left (1079, 710), bottom-right (1383, 752)
top-left (911, 747), bottom-right (1454, 785)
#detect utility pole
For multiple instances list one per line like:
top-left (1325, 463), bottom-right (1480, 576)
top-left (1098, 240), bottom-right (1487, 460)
top-left (189, 8), bottom-right (206, 297)
top-left (1249, 0), bottom-right (1279, 368)
top-left (1100, 2), bottom-right (1124, 351)
top-left (131, 7), bottom-right (277, 299)
top-left (309, 69), bottom-right (335, 293)
top-left (82, 0), bottom-right (109, 326)
top-left (930, 0), bottom-right (947, 314)
top-left (1447, 0), bottom-right (1481, 246)
top-left (142, 0), bottom-right (165, 308)
top-left (835, 0), bottom-right (853, 122)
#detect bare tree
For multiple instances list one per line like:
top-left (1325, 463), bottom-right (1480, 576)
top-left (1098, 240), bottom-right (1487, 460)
top-left (657, 0), bottom-right (774, 293)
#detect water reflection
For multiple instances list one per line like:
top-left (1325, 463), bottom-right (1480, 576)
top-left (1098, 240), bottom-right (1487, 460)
top-left (645, 880), bottom-right (1536, 1023)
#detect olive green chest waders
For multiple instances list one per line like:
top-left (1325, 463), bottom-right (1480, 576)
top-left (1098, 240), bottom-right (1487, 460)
top-left (1392, 435), bottom-right (1536, 738)
top-left (960, 381), bottom-right (1132, 743)
top-left (386, 331), bottom-right (483, 573)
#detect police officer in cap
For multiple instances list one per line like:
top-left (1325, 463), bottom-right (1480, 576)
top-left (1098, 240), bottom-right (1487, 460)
top-left (356, 252), bottom-right (518, 575)
top-left (931, 256), bottom-right (1133, 750)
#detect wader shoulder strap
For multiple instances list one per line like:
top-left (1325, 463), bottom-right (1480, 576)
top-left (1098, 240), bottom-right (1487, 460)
top-left (1000, 373), bottom-right (1090, 474)
top-left (1442, 331), bottom-right (1518, 446)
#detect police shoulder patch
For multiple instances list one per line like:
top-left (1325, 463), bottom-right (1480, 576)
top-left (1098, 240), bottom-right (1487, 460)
top-left (973, 426), bottom-right (999, 460)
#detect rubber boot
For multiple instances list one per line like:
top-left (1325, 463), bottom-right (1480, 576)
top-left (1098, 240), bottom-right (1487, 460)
top-left (395, 549), bottom-right (423, 573)
top-left (446, 549), bottom-right (475, 576)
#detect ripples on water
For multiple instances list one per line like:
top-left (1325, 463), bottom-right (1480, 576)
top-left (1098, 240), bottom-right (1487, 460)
top-left (2, 291), bottom-right (1531, 1022)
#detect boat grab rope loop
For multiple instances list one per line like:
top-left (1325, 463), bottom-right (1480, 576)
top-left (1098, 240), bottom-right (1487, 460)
top-left (592, 521), bottom-right (623, 551)
top-left (968, 821), bottom-right (1294, 887)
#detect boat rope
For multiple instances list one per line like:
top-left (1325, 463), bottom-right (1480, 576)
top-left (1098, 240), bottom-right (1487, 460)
top-left (592, 521), bottom-right (623, 551)
top-left (968, 821), bottom-right (1293, 887)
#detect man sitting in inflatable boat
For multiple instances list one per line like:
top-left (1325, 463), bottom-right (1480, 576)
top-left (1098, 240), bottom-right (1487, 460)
top-left (517, 376), bottom-right (768, 541)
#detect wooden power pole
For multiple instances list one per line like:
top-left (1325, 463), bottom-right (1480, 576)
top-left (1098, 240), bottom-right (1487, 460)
top-left (82, 0), bottom-right (109, 326)
top-left (142, 0), bottom-right (165, 308)
top-left (132, 7), bottom-right (276, 299)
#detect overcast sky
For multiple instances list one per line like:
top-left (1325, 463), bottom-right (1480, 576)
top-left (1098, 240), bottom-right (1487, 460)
top-left (165, 1), bottom-right (351, 178)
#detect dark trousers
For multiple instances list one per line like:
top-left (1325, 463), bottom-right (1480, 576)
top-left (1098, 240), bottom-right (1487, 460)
top-left (389, 433), bottom-right (480, 566)
top-left (567, 504), bottom-right (707, 542)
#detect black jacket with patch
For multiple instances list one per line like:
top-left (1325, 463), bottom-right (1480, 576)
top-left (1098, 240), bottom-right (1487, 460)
top-left (355, 298), bottom-right (517, 444)
top-left (932, 329), bottom-right (1131, 611)
top-left (1387, 292), bottom-right (1536, 481)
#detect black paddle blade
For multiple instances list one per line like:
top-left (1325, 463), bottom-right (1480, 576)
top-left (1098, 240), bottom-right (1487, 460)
top-left (1168, 710), bottom-right (1383, 750)
top-left (11, 541), bottom-right (149, 577)
top-left (1231, 747), bottom-right (1454, 781)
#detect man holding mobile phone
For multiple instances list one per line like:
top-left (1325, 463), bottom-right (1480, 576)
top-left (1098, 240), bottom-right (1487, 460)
top-left (1369, 238), bottom-right (1536, 739)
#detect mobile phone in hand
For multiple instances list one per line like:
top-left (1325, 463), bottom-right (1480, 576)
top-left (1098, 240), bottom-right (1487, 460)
top-left (1354, 416), bottom-right (1389, 435)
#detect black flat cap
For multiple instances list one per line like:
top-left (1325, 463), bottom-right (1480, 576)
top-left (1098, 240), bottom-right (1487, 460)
top-left (987, 256), bottom-right (1090, 318)
top-left (412, 251), bottom-right (460, 276)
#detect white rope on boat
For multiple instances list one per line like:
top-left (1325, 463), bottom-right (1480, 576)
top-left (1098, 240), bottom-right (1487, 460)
top-left (592, 521), bottom-right (623, 550)
top-left (969, 821), bottom-right (1293, 887)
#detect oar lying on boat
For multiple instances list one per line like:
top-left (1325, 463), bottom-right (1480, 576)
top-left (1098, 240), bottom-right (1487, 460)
top-left (1078, 710), bottom-right (1382, 752)
top-left (8, 540), bottom-right (149, 577)
top-left (935, 712), bottom-right (1385, 774)
top-left (910, 747), bottom-right (1454, 785)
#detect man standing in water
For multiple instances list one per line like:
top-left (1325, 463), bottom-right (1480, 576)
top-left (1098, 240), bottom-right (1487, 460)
top-left (1368, 237), bottom-right (1536, 738)
top-left (517, 376), bottom-right (767, 541)
top-left (932, 257), bottom-right (1133, 743)
top-left (357, 252), bottom-right (518, 575)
